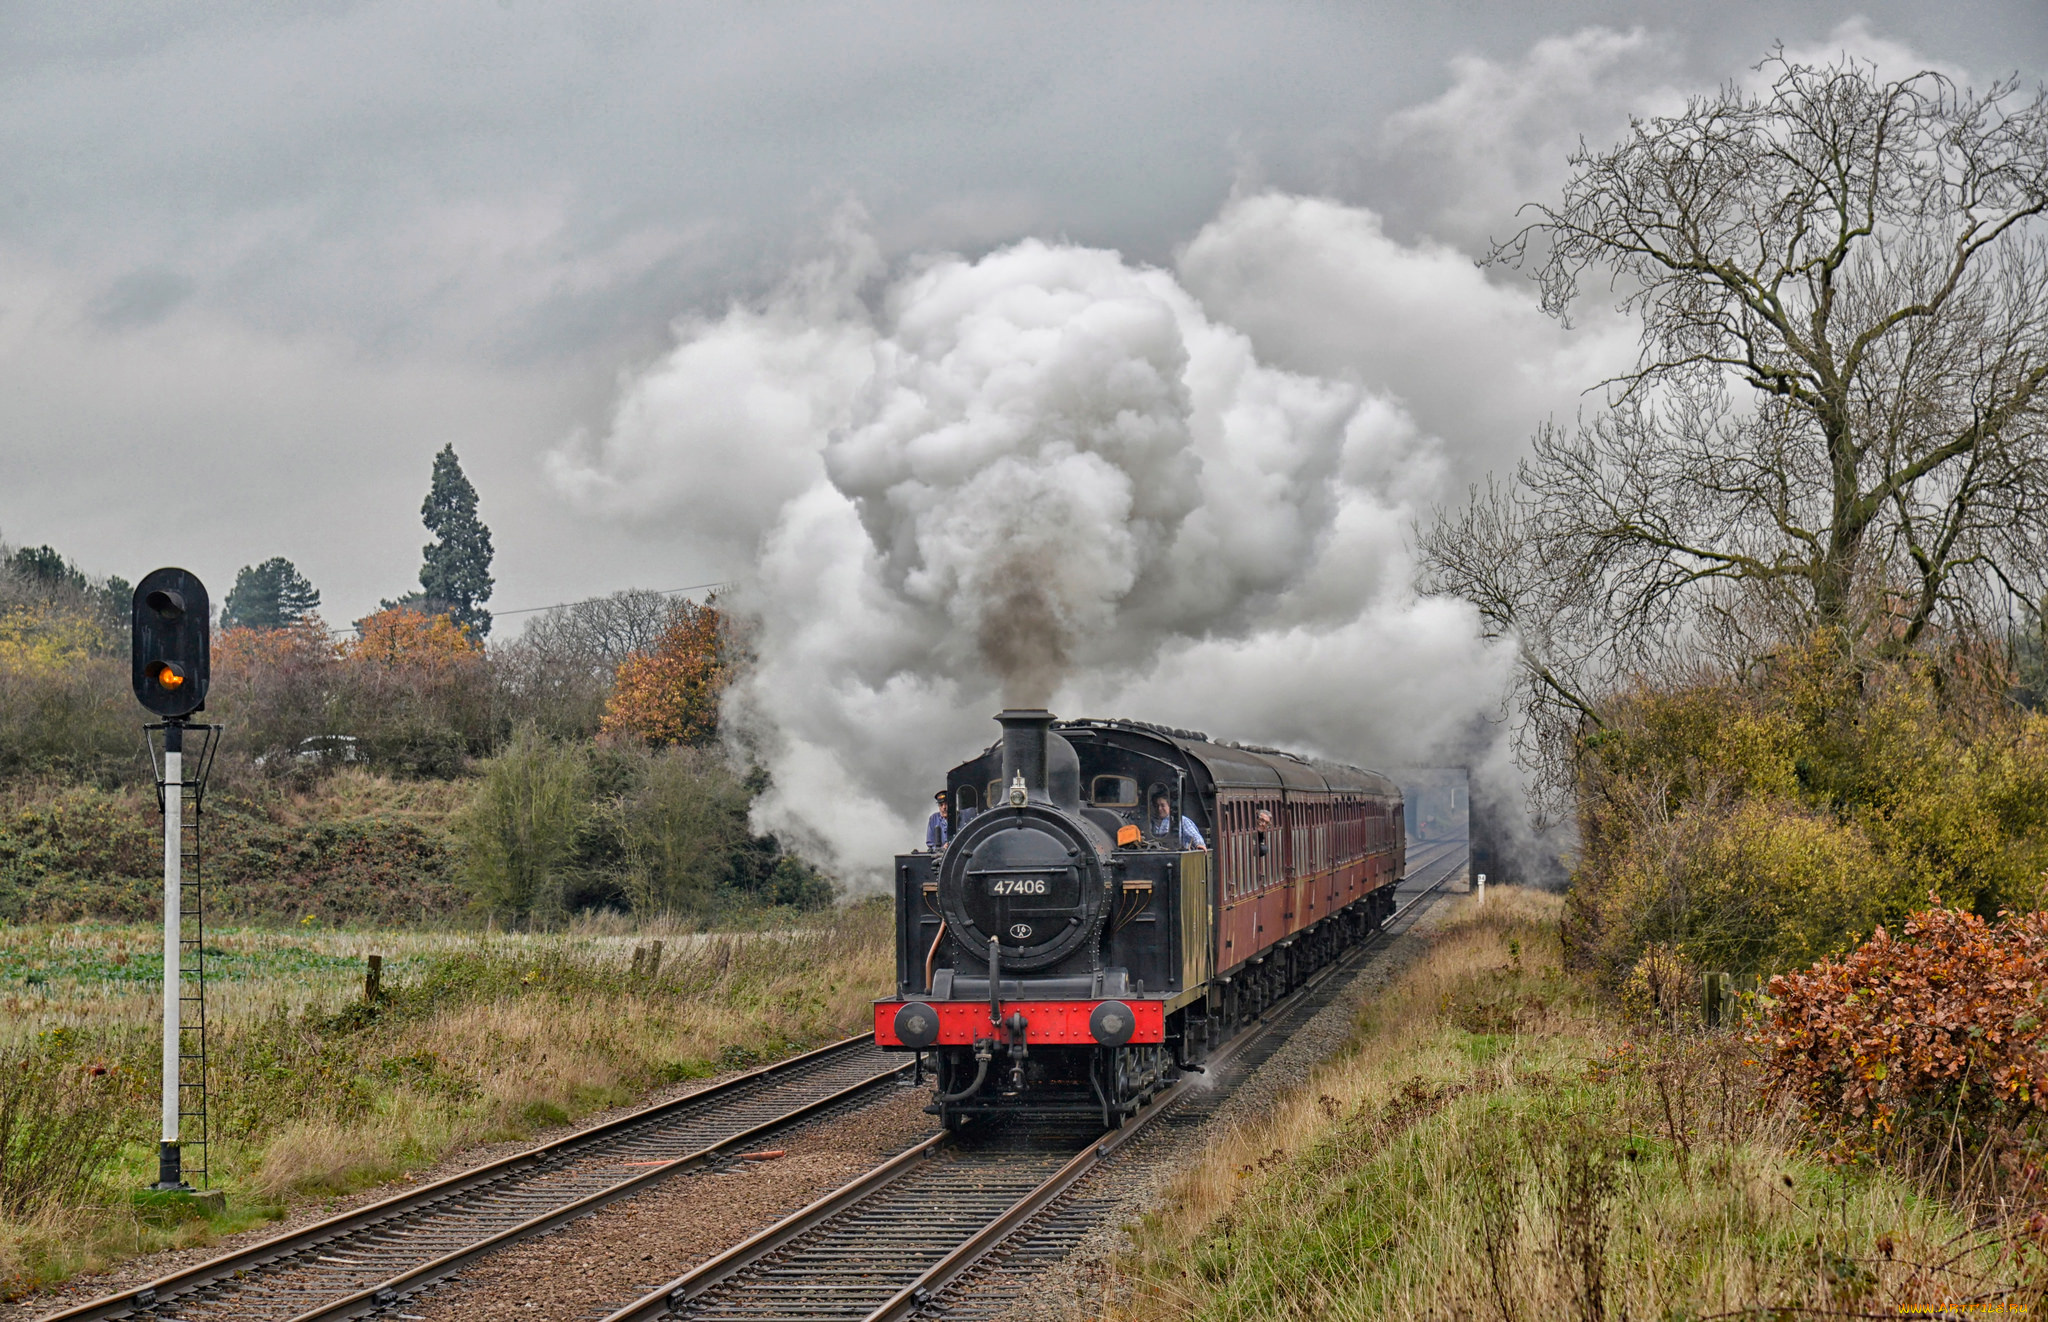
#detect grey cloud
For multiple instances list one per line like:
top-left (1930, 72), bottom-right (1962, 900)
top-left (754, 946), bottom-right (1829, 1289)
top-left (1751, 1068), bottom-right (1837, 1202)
top-left (0, 1), bottom-right (2041, 632)
top-left (90, 266), bottom-right (193, 328)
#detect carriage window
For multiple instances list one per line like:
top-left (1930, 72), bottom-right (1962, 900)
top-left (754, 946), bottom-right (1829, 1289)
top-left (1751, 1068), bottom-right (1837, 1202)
top-left (1090, 775), bottom-right (1139, 807)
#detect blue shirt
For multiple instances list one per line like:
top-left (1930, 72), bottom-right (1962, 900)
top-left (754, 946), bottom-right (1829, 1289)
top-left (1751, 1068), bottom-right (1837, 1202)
top-left (926, 809), bottom-right (950, 851)
top-left (1153, 813), bottom-right (1206, 850)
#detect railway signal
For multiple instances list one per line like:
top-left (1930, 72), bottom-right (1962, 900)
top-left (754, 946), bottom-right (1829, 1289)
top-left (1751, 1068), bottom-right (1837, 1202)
top-left (132, 567), bottom-right (211, 717)
top-left (132, 568), bottom-right (221, 1196)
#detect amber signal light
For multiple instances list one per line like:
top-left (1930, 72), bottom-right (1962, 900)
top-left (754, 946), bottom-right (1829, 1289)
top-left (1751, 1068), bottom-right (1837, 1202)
top-left (155, 663), bottom-right (185, 690)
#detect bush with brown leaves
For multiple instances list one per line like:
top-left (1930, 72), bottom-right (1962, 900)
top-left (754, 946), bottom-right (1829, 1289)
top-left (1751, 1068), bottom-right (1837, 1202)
top-left (1761, 901), bottom-right (2048, 1179)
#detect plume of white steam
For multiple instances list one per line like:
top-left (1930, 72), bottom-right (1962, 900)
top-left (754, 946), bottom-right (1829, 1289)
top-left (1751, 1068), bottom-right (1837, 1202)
top-left (551, 207), bottom-right (1524, 886)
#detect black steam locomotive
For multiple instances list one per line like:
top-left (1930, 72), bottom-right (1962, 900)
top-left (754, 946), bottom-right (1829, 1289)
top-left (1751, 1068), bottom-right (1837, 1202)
top-left (873, 710), bottom-right (1404, 1128)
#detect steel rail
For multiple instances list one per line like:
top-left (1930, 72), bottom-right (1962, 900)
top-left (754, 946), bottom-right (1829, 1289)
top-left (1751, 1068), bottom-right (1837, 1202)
top-left (40, 1034), bottom-right (906, 1322)
top-left (602, 847), bottom-right (1468, 1322)
top-left (282, 1066), bottom-right (910, 1322)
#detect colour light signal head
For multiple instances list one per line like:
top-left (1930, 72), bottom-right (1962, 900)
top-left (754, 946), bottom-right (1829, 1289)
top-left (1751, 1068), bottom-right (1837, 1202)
top-left (132, 569), bottom-right (210, 718)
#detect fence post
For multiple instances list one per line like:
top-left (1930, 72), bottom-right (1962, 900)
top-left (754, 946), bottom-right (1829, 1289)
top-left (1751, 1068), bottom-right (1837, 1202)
top-left (1701, 971), bottom-right (1736, 1028)
top-left (365, 954), bottom-right (383, 1004)
top-left (630, 944), bottom-right (646, 977)
top-left (646, 940), bottom-right (664, 978)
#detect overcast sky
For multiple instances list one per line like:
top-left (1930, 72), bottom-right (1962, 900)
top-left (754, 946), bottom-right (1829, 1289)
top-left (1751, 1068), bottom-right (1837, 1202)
top-left (3, 2), bottom-right (2044, 630)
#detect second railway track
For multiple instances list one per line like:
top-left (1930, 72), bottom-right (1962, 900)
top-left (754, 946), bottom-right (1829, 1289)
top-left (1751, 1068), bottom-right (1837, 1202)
top-left (44, 1037), bottom-right (912, 1322)
top-left (602, 847), bottom-right (1468, 1322)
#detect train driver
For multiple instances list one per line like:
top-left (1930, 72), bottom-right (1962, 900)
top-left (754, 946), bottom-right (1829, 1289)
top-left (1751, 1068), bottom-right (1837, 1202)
top-left (926, 790), bottom-right (951, 852)
top-left (1150, 791), bottom-right (1207, 850)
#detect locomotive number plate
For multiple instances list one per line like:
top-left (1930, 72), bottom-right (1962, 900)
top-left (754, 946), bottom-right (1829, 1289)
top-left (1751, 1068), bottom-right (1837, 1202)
top-left (989, 877), bottom-right (1050, 896)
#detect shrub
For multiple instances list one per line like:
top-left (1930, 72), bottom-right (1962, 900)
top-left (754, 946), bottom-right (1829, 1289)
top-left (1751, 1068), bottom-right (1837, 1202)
top-left (0, 1031), bottom-right (140, 1215)
top-left (1569, 798), bottom-right (1887, 984)
top-left (452, 739), bottom-right (837, 923)
top-left (453, 725), bottom-right (591, 924)
top-left (0, 609), bottom-right (136, 784)
top-left (601, 599), bottom-right (727, 747)
top-left (1760, 902), bottom-right (2048, 1177)
top-left (620, 746), bottom-right (751, 914)
top-left (208, 611), bottom-right (497, 775)
top-left (1568, 638), bottom-right (2048, 982)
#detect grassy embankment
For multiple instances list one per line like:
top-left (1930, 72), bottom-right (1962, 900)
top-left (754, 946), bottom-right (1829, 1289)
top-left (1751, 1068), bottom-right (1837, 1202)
top-left (0, 769), bottom-right (473, 926)
top-left (0, 902), bottom-right (894, 1300)
top-left (1110, 889), bottom-right (2032, 1319)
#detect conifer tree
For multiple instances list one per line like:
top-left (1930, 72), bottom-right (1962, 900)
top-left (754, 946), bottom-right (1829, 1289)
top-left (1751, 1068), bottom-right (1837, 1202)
top-left (221, 557), bottom-right (320, 630)
top-left (411, 445), bottom-right (495, 637)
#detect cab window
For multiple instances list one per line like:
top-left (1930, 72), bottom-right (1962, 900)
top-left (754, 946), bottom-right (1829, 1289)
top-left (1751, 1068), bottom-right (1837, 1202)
top-left (1090, 775), bottom-right (1139, 807)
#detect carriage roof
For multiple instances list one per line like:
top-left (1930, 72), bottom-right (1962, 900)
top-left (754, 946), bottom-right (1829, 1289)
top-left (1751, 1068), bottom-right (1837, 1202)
top-left (1053, 718), bottom-right (1399, 800)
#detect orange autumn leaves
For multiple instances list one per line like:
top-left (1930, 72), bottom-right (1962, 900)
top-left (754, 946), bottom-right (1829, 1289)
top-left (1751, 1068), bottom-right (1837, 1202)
top-left (214, 601), bottom-right (726, 748)
top-left (600, 600), bottom-right (727, 747)
top-left (216, 608), bottom-right (483, 675)
top-left (1762, 901), bottom-right (2048, 1165)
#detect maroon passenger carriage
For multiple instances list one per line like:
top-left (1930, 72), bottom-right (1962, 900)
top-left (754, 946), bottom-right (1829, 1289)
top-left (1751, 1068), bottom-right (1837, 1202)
top-left (873, 709), bottom-right (1404, 1128)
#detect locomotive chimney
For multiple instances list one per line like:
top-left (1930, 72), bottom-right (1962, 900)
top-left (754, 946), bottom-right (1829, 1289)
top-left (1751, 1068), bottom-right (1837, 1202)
top-left (996, 709), bottom-right (1054, 804)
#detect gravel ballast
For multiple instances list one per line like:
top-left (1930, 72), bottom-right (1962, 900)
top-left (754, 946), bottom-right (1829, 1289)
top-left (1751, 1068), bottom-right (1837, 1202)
top-left (406, 1084), bottom-right (938, 1320)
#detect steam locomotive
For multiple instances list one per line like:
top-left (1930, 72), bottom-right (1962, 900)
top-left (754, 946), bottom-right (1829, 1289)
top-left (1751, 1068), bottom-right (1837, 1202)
top-left (873, 710), bottom-right (1404, 1128)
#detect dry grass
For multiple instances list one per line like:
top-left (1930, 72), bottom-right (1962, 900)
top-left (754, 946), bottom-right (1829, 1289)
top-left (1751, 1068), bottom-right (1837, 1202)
top-left (1109, 890), bottom-right (2038, 1320)
top-left (0, 903), bottom-right (895, 1299)
top-left (0, 914), bottom-right (805, 1037)
top-left (267, 766), bottom-right (473, 828)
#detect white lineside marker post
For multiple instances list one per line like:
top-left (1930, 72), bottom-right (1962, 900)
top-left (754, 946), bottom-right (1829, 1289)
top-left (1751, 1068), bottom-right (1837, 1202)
top-left (158, 723), bottom-right (185, 1189)
top-left (1476, 872), bottom-right (1486, 905)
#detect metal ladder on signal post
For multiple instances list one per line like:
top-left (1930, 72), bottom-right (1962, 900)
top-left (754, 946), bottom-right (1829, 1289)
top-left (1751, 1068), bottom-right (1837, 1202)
top-left (175, 771), bottom-right (209, 1189)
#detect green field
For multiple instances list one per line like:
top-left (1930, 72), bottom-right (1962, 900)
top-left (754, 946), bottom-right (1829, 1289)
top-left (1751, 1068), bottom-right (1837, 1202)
top-left (0, 919), bottom-right (735, 1037)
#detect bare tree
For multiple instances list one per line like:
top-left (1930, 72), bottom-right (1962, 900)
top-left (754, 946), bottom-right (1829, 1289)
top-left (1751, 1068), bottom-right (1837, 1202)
top-left (493, 589), bottom-right (695, 740)
top-left (513, 589), bottom-right (683, 671)
top-left (1429, 52), bottom-right (2048, 743)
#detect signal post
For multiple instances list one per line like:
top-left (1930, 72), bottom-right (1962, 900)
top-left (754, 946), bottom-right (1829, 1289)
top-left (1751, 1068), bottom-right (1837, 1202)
top-left (131, 568), bottom-right (220, 1195)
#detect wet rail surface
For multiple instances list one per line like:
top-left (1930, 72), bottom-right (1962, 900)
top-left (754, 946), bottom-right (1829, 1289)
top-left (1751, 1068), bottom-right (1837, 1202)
top-left (42, 1037), bottom-right (910, 1322)
top-left (603, 848), bottom-right (1468, 1322)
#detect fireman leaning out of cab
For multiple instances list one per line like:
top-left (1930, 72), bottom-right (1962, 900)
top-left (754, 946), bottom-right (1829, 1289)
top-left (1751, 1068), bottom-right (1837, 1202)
top-left (1150, 790), bottom-right (1207, 850)
top-left (925, 789), bottom-right (951, 852)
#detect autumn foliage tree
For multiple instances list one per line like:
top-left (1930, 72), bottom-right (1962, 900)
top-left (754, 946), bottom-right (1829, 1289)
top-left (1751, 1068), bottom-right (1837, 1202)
top-left (601, 600), bottom-right (727, 747)
top-left (346, 607), bottom-right (482, 669)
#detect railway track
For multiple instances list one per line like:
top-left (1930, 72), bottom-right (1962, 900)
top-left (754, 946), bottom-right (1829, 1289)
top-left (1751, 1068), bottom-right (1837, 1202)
top-left (601, 847), bottom-right (1469, 1322)
top-left (43, 1037), bottom-right (912, 1322)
